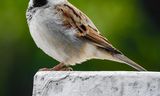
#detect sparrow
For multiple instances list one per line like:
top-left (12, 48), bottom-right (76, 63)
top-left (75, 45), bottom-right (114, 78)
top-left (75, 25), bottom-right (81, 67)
top-left (26, 0), bottom-right (147, 71)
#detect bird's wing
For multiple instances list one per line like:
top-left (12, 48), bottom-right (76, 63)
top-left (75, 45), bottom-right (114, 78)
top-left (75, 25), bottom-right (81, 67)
top-left (55, 2), bottom-right (147, 71)
top-left (56, 3), bottom-right (121, 54)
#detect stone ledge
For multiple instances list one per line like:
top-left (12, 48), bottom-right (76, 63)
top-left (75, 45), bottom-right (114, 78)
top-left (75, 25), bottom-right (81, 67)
top-left (32, 71), bottom-right (160, 96)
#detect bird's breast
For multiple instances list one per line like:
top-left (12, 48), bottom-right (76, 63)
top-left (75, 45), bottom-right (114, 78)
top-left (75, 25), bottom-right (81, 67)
top-left (28, 11), bottom-right (86, 64)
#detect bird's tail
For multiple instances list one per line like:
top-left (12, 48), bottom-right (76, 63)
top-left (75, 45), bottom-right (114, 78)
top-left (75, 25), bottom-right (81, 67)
top-left (113, 54), bottom-right (147, 71)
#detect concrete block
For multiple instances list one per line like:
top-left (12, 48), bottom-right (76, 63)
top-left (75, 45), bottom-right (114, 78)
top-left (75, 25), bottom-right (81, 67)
top-left (32, 71), bottom-right (160, 96)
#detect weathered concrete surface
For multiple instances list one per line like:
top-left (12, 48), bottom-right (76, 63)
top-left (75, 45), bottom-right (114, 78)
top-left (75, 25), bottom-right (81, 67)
top-left (32, 71), bottom-right (160, 96)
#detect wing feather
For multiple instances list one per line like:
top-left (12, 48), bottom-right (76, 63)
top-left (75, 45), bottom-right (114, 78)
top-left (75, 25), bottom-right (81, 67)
top-left (54, 2), bottom-right (147, 71)
top-left (56, 3), bottom-right (121, 54)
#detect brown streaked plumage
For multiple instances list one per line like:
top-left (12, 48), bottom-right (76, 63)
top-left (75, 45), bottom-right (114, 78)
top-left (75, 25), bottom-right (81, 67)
top-left (56, 4), bottom-right (122, 55)
top-left (55, 3), bottom-right (146, 71)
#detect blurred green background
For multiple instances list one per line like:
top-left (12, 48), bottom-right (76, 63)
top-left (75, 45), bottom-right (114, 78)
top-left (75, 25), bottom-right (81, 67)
top-left (0, 0), bottom-right (160, 96)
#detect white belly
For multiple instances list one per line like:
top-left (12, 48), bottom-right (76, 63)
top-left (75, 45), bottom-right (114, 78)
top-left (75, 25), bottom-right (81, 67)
top-left (27, 8), bottom-right (116, 65)
top-left (28, 13), bottom-right (96, 65)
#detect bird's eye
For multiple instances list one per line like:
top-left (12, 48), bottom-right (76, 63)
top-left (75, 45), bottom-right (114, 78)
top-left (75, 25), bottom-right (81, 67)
top-left (33, 0), bottom-right (48, 7)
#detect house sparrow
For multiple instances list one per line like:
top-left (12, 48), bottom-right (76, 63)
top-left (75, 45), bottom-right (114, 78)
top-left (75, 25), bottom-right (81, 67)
top-left (26, 0), bottom-right (147, 71)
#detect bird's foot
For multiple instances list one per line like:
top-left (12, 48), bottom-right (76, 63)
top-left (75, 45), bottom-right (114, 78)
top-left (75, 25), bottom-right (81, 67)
top-left (39, 63), bottom-right (73, 71)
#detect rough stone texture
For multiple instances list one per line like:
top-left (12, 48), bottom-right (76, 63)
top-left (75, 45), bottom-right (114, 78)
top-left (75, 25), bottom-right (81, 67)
top-left (32, 71), bottom-right (160, 96)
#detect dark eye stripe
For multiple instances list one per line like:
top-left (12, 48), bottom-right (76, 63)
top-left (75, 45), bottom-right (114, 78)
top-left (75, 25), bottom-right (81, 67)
top-left (33, 0), bottom-right (47, 7)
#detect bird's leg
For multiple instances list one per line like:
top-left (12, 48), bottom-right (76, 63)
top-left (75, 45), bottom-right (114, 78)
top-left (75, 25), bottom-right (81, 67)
top-left (53, 63), bottom-right (73, 71)
top-left (39, 63), bottom-right (73, 71)
top-left (59, 67), bottom-right (73, 71)
top-left (52, 63), bottom-right (66, 71)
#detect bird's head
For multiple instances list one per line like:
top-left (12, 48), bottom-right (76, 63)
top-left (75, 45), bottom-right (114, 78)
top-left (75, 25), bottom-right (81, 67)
top-left (28, 0), bottom-right (66, 8)
top-left (28, 0), bottom-right (48, 7)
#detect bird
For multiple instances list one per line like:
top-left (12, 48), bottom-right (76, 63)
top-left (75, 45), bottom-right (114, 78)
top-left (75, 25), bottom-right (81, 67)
top-left (26, 0), bottom-right (147, 71)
